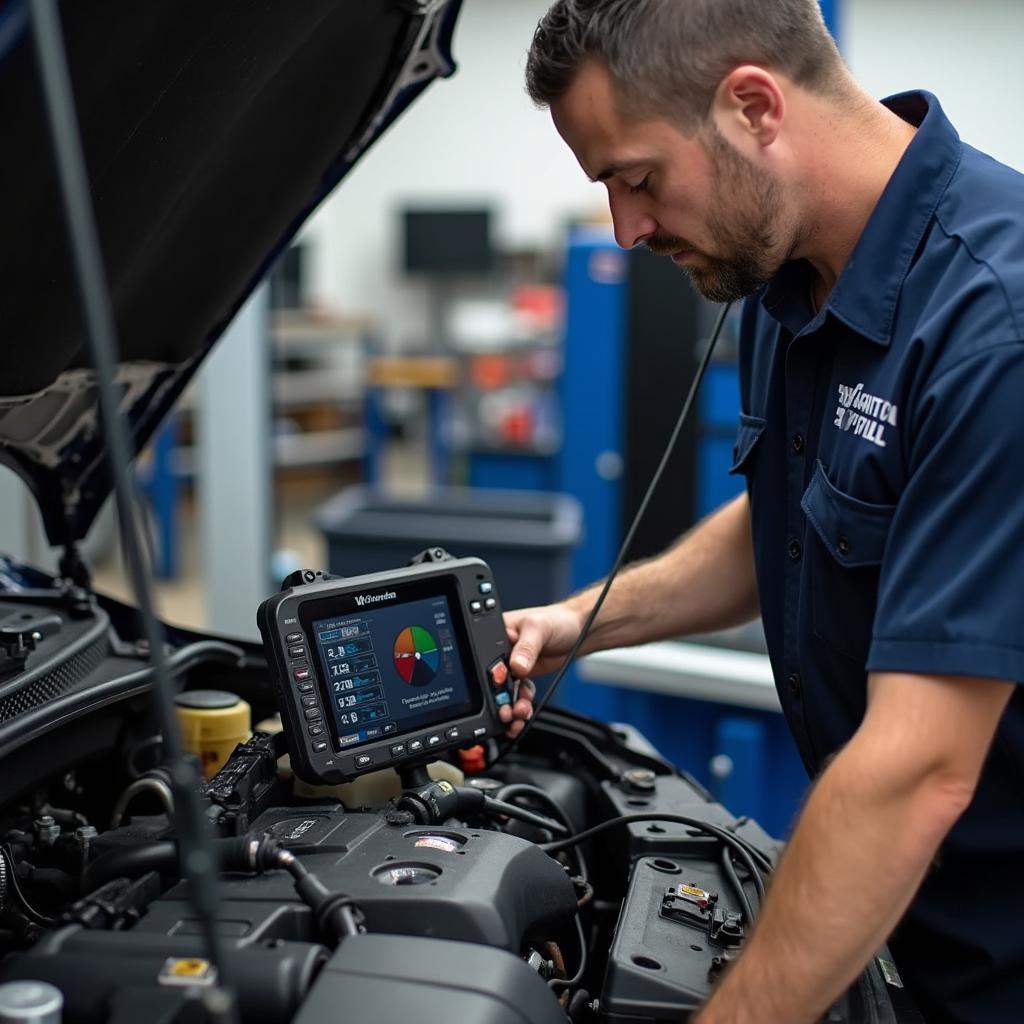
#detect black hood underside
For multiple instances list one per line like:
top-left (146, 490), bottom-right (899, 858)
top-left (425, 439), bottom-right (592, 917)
top-left (0, 0), bottom-right (461, 546)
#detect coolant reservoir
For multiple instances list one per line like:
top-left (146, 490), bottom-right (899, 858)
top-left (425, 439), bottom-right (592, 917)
top-left (0, 981), bottom-right (63, 1023)
top-left (174, 690), bottom-right (251, 777)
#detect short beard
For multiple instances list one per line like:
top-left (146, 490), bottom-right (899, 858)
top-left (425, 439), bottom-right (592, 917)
top-left (647, 128), bottom-right (790, 303)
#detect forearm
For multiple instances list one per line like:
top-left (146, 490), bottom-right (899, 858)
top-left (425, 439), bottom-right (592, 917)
top-left (694, 736), bottom-right (971, 1024)
top-left (566, 492), bottom-right (759, 653)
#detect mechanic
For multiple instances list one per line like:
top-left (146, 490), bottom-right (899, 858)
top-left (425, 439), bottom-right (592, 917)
top-left (496, 2), bottom-right (1024, 1022)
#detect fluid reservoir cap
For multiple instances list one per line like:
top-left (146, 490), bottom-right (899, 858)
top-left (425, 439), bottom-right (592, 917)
top-left (622, 768), bottom-right (657, 792)
top-left (0, 981), bottom-right (63, 1023)
top-left (373, 862), bottom-right (441, 886)
top-left (466, 776), bottom-right (503, 792)
top-left (174, 690), bottom-right (239, 710)
top-left (174, 691), bottom-right (251, 778)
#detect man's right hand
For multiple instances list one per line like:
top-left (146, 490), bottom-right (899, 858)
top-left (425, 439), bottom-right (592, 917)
top-left (504, 601), bottom-right (587, 679)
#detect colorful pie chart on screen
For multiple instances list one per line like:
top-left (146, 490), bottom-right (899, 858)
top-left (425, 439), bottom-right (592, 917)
top-left (393, 626), bottom-right (440, 687)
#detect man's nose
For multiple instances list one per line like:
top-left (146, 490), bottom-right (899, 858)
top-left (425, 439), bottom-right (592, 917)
top-left (609, 196), bottom-right (658, 251)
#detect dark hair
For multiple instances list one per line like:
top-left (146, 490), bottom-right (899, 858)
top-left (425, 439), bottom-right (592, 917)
top-left (525, 0), bottom-right (848, 130)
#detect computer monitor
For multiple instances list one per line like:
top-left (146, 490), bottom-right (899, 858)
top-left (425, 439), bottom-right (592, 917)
top-left (402, 207), bottom-right (494, 276)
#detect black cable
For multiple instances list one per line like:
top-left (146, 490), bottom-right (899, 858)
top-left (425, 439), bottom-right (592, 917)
top-left (81, 841), bottom-right (177, 893)
top-left (509, 720), bottom-right (624, 782)
top-left (549, 915), bottom-right (587, 991)
top-left (718, 825), bottom-right (775, 875)
top-left (275, 849), bottom-right (362, 940)
top-left (0, 847), bottom-right (56, 928)
top-left (541, 812), bottom-right (766, 898)
top-left (573, 877), bottom-right (594, 908)
top-left (496, 302), bottom-right (733, 763)
top-left (483, 796), bottom-right (569, 836)
top-left (27, 3), bottom-right (235, 1018)
top-left (720, 844), bottom-right (755, 925)
top-left (496, 782), bottom-right (588, 881)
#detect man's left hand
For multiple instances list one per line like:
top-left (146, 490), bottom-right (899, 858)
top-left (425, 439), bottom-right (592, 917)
top-left (497, 675), bottom-right (536, 738)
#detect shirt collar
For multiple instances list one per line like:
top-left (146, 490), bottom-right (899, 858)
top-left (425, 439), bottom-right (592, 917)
top-left (762, 90), bottom-right (963, 345)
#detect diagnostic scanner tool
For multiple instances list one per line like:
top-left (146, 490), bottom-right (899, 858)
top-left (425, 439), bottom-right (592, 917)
top-left (257, 554), bottom-right (515, 785)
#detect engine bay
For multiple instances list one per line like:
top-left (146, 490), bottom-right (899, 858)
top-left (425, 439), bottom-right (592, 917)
top-left (0, 565), bottom-right (919, 1024)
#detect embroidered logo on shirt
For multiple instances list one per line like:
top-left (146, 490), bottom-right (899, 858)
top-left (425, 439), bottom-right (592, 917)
top-left (833, 383), bottom-right (898, 448)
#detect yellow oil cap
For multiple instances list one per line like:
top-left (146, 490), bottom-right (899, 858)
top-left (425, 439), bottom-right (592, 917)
top-left (174, 690), bottom-right (251, 778)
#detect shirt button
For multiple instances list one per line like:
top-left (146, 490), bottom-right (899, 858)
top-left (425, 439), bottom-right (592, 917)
top-left (791, 433), bottom-right (805, 454)
top-left (788, 538), bottom-right (802, 561)
top-left (787, 673), bottom-right (801, 697)
top-left (837, 535), bottom-right (851, 557)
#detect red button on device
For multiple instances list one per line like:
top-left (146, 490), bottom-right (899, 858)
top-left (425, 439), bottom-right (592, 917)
top-left (489, 659), bottom-right (508, 686)
top-left (458, 745), bottom-right (486, 774)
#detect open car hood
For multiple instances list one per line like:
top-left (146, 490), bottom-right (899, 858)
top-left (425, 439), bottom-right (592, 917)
top-left (0, 0), bottom-right (462, 547)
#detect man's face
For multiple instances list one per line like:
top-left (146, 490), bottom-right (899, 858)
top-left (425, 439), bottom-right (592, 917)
top-left (551, 60), bottom-right (796, 302)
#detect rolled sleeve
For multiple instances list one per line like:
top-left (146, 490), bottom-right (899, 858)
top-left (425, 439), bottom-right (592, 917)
top-left (867, 342), bottom-right (1024, 681)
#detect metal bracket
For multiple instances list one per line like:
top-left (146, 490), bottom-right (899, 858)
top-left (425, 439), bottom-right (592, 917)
top-left (345, 0), bottom-right (455, 163)
top-left (0, 608), bottom-right (62, 673)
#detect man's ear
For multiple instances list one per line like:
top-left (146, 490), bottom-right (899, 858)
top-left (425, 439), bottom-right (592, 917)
top-left (712, 65), bottom-right (785, 150)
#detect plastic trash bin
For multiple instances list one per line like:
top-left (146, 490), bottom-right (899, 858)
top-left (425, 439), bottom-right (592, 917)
top-left (313, 486), bottom-right (582, 612)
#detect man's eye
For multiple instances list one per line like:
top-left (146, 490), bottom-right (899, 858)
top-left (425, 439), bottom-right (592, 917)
top-left (628, 173), bottom-right (651, 195)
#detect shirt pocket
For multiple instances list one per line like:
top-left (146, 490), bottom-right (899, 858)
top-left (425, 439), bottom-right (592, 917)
top-left (800, 460), bottom-right (895, 663)
top-left (729, 414), bottom-right (767, 476)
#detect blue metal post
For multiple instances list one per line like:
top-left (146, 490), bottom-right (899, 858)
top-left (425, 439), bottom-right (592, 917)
top-left (554, 229), bottom-right (630, 718)
top-left (819, 0), bottom-right (840, 44)
top-left (148, 417), bottom-right (178, 579)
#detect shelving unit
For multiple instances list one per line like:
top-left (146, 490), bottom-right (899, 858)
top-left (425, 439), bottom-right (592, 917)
top-left (171, 309), bottom-right (371, 477)
top-left (269, 309), bottom-right (370, 472)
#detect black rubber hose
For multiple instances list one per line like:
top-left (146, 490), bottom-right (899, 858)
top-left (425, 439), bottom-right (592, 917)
top-left (81, 841), bottom-right (177, 892)
top-left (542, 813), bottom-right (766, 898)
top-left (721, 844), bottom-right (755, 924)
top-left (482, 797), bottom-right (569, 836)
top-left (549, 915), bottom-right (587, 991)
top-left (494, 784), bottom-right (576, 831)
top-left (80, 835), bottom-right (366, 944)
top-left (81, 835), bottom-right (277, 893)
top-left (495, 783), bottom-right (588, 880)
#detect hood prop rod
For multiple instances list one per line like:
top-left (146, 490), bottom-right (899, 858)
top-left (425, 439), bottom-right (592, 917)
top-left (28, 3), bottom-right (236, 1021)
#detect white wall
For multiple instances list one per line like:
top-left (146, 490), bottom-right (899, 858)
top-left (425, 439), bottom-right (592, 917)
top-left (301, 0), bottom-right (602, 346)
top-left (304, 0), bottom-right (1024, 343)
top-left (842, 0), bottom-right (1024, 172)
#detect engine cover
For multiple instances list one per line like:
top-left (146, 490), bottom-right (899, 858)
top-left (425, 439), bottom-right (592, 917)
top-left (133, 806), bottom-right (577, 952)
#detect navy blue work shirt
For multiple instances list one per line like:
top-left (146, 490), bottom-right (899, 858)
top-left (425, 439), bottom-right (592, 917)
top-left (734, 92), bottom-right (1024, 1023)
